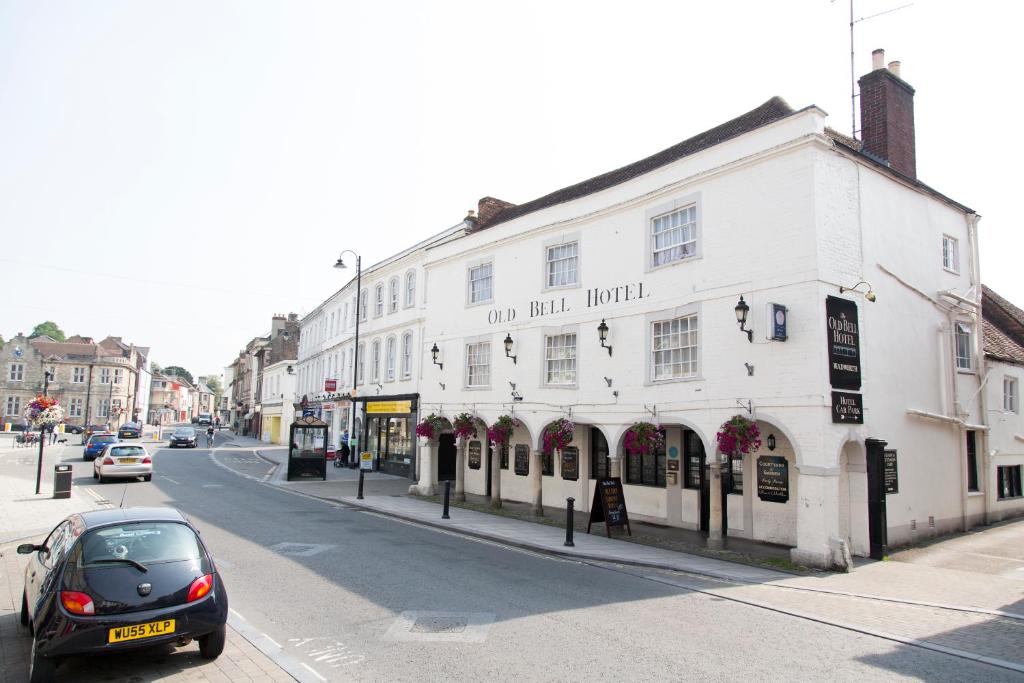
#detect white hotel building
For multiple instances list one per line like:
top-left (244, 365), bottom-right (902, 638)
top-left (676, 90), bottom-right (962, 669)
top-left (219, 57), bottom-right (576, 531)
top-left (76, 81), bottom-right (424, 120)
top-left (298, 53), bottom-right (1023, 568)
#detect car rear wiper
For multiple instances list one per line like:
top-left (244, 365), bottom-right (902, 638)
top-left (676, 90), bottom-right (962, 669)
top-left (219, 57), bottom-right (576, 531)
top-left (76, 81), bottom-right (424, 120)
top-left (90, 558), bottom-right (149, 572)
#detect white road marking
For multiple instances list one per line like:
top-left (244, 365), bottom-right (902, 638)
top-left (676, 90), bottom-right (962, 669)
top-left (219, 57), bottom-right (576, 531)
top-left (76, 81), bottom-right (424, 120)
top-left (300, 663), bottom-right (327, 681)
top-left (229, 608), bottom-right (247, 621)
top-left (162, 476), bottom-right (181, 484)
top-left (263, 634), bottom-right (281, 648)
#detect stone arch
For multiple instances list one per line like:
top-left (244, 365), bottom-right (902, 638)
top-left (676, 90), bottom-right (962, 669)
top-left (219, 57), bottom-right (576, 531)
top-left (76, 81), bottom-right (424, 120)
top-left (750, 411), bottom-right (804, 469)
top-left (838, 437), bottom-right (869, 557)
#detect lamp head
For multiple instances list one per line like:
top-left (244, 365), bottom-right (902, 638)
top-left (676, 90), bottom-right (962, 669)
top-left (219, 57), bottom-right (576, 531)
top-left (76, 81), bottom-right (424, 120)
top-left (503, 333), bottom-right (513, 354)
top-left (597, 319), bottom-right (609, 343)
top-left (430, 343), bottom-right (439, 361)
top-left (334, 257), bottom-right (347, 269)
top-left (735, 296), bottom-right (749, 325)
top-left (865, 290), bottom-right (877, 302)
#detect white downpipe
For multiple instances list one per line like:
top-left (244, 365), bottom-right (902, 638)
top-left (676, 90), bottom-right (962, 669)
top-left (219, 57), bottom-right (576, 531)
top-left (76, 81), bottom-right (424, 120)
top-left (905, 408), bottom-right (989, 431)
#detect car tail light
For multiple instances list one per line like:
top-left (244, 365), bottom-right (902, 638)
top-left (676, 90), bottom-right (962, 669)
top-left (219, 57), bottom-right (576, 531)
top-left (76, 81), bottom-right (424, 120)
top-left (102, 456), bottom-right (114, 465)
top-left (142, 456), bottom-right (152, 464)
top-left (60, 591), bottom-right (95, 615)
top-left (187, 574), bottom-right (213, 602)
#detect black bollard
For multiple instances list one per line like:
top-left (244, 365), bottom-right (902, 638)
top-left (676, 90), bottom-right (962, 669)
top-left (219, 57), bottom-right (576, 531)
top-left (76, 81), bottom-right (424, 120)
top-left (564, 497), bottom-right (575, 546)
top-left (442, 480), bottom-right (451, 519)
top-left (357, 469), bottom-right (365, 500)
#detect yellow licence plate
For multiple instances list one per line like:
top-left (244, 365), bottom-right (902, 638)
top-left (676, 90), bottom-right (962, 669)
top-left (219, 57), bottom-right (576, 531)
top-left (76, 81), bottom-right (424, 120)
top-left (119, 458), bottom-right (138, 463)
top-left (108, 619), bottom-right (175, 643)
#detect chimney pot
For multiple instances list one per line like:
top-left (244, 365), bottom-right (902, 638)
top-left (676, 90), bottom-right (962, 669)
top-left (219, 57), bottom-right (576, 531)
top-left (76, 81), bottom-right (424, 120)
top-left (888, 61), bottom-right (901, 78)
top-left (872, 48), bottom-right (885, 71)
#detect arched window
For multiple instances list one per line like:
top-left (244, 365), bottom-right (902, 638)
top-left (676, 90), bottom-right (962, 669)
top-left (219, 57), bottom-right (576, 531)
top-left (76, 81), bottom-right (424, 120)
top-left (405, 271), bottom-right (416, 308)
top-left (401, 331), bottom-right (413, 379)
top-left (371, 340), bottom-right (381, 382)
top-left (374, 285), bottom-right (384, 317)
top-left (386, 336), bottom-right (396, 381)
top-left (360, 290), bottom-right (368, 322)
top-left (357, 343), bottom-right (365, 383)
top-left (389, 278), bottom-right (399, 313)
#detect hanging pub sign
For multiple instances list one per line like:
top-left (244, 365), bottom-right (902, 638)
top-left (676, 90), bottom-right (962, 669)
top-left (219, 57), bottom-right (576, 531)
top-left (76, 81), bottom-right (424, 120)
top-left (825, 296), bottom-right (862, 390)
top-left (514, 444), bottom-right (530, 476)
top-left (883, 449), bottom-right (899, 494)
top-left (756, 455), bottom-right (789, 503)
top-left (831, 391), bottom-right (864, 424)
top-left (560, 446), bottom-right (579, 481)
top-left (587, 477), bottom-right (632, 537)
top-left (467, 440), bottom-right (482, 470)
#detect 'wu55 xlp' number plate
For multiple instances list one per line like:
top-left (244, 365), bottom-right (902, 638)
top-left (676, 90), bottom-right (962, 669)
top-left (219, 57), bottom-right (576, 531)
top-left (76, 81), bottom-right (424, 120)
top-left (108, 619), bottom-right (175, 643)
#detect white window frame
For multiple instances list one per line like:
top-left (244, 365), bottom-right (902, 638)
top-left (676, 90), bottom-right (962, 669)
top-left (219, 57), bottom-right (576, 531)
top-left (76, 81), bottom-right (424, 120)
top-left (404, 270), bottom-right (416, 308)
top-left (389, 278), bottom-right (399, 314)
top-left (357, 343), bottom-right (365, 384)
top-left (9, 363), bottom-right (24, 382)
top-left (464, 339), bottom-right (491, 389)
top-left (97, 398), bottom-right (110, 418)
top-left (5, 396), bottom-right (20, 416)
top-left (69, 397), bottom-right (83, 418)
top-left (72, 367), bottom-right (85, 383)
top-left (371, 340), bottom-right (381, 382)
top-left (542, 329), bottom-right (578, 387)
top-left (1005, 376), bottom-right (1020, 414)
top-left (942, 234), bottom-right (960, 274)
top-left (99, 367), bottom-right (111, 384)
top-left (646, 305), bottom-right (701, 384)
top-left (113, 368), bottom-right (123, 385)
top-left (543, 237), bottom-right (580, 291)
top-left (360, 290), bottom-right (368, 322)
top-left (645, 194), bottom-right (701, 272)
top-left (374, 284), bottom-right (384, 317)
top-left (385, 336), bottom-right (396, 382)
top-left (401, 331), bottom-right (413, 379)
top-left (955, 321), bottom-right (973, 371)
top-left (466, 260), bottom-right (494, 307)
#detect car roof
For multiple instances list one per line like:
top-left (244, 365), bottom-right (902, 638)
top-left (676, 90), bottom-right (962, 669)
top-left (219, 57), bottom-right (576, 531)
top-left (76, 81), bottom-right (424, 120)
top-left (79, 507), bottom-right (187, 529)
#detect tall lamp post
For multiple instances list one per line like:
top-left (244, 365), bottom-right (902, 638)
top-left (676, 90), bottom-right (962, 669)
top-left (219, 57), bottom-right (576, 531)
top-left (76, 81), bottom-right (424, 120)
top-left (34, 370), bottom-right (53, 495)
top-left (335, 250), bottom-right (361, 466)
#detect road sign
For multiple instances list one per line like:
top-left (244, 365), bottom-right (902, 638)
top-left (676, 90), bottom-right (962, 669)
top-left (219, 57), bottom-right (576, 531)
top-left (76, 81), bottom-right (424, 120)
top-left (360, 451), bottom-right (373, 471)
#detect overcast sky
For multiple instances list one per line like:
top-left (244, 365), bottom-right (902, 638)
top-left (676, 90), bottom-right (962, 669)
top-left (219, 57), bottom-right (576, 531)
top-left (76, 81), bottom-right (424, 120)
top-left (1, 0), bottom-right (1019, 378)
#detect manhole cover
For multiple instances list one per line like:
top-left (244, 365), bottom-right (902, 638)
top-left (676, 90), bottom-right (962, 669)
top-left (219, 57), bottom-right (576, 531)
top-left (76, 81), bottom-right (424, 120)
top-left (411, 616), bottom-right (468, 633)
top-left (384, 611), bottom-right (494, 643)
top-left (269, 542), bottom-right (334, 557)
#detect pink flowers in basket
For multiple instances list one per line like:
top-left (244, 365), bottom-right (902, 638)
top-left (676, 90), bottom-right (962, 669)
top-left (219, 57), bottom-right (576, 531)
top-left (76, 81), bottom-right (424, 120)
top-left (716, 415), bottom-right (761, 456)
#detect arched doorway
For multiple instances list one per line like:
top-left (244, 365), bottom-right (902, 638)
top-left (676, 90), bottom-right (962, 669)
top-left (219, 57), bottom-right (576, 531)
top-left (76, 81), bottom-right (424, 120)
top-left (839, 439), bottom-right (870, 557)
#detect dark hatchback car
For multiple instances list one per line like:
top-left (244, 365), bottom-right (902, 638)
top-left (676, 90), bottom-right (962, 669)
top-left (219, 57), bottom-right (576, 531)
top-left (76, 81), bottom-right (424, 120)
top-left (19, 507), bottom-right (228, 682)
top-left (83, 434), bottom-right (118, 461)
top-left (117, 423), bottom-right (142, 439)
top-left (168, 428), bottom-right (197, 448)
top-left (82, 425), bottom-right (109, 445)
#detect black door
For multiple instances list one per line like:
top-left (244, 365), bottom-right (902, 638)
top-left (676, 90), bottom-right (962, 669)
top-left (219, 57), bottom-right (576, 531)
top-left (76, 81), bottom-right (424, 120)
top-left (437, 433), bottom-right (456, 482)
top-left (865, 437), bottom-right (889, 560)
top-left (485, 440), bottom-right (492, 497)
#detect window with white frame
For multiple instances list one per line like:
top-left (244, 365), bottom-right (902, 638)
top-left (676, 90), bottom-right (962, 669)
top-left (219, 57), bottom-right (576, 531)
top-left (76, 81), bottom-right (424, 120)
top-left (389, 278), bottom-right (399, 313)
top-left (955, 322), bottom-right (972, 371)
top-left (942, 235), bottom-right (960, 273)
top-left (652, 314), bottom-right (699, 380)
top-left (98, 398), bottom-right (110, 418)
top-left (1005, 377), bottom-right (1020, 413)
top-left (5, 396), bottom-right (20, 416)
top-left (402, 332), bottom-right (413, 378)
top-left (69, 397), bottom-right (83, 417)
top-left (386, 337), bottom-right (396, 381)
top-left (357, 343), bottom-right (365, 383)
top-left (72, 367), bottom-right (85, 383)
top-left (374, 285), bottom-right (384, 317)
top-left (9, 363), bottom-right (24, 381)
top-left (466, 342), bottom-right (491, 387)
top-left (468, 263), bottom-right (493, 304)
top-left (405, 271), bottom-right (416, 308)
top-left (114, 368), bottom-right (123, 385)
top-left (343, 302), bottom-right (349, 331)
top-left (544, 333), bottom-right (577, 385)
top-left (651, 205), bottom-right (697, 267)
top-left (546, 242), bottom-right (578, 288)
top-left (47, 366), bottom-right (56, 381)
top-left (371, 340), bottom-right (381, 382)
top-left (99, 367), bottom-right (111, 384)
top-left (360, 290), bottom-right (368, 322)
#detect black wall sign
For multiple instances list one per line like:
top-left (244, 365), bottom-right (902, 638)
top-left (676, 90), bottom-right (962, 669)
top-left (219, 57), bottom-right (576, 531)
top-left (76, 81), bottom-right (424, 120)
top-left (560, 446), bottom-right (579, 481)
top-left (587, 478), bottom-right (632, 537)
top-left (772, 303), bottom-right (788, 341)
top-left (826, 296), bottom-right (862, 390)
top-left (832, 391), bottom-right (864, 424)
top-left (756, 455), bottom-right (790, 503)
top-left (514, 444), bottom-right (530, 476)
top-left (883, 449), bottom-right (899, 494)
top-left (467, 440), bottom-right (482, 470)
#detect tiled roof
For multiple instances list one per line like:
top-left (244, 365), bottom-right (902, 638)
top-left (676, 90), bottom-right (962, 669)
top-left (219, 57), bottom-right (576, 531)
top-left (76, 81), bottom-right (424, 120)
top-left (982, 285), bottom-right (1024, 366)
top-left (30, 339), bottom-right (128, 360)
top-left (479, 96), bottom-right (797, 229)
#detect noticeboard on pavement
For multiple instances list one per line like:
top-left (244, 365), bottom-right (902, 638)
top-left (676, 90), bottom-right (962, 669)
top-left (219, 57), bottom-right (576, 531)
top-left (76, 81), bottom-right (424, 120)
top-left (360, 451), bottom-right (374, 471)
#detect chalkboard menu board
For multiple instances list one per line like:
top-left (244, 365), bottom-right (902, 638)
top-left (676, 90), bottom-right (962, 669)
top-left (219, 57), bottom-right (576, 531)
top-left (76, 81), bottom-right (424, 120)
top-left (883, 449), bottom-right (899, 494)
top-left (467, 441), bottom-right (482, 470)
top-left (587, 478), bottom-right (631, 537)
top-left (757, 455), bottom-right (789, 503)
top-left (561, 446), bottom-right (579, 481)
top-left (514, 444), bottom-right (529, 476)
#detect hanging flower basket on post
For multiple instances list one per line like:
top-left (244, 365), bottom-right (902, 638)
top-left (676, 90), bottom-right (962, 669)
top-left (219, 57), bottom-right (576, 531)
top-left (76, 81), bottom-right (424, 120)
top-left (415, 414), bottom-right (451, 440)
top-left (716, 415), bottom-right (761, 458)
top-left (25, 395), bottom-right (64, 428)
top-left (452, 413), bottom-right (478, 443)
top-left (487, 415), bottom-right (520, 448)
top-left (542, 418), bottom-right (575, 455)
top-left (623, 421), bottom-right (664, 456)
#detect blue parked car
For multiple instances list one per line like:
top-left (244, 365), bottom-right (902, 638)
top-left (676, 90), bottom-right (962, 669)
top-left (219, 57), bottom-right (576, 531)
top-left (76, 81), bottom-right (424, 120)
top-left (83, 434), bottom-right (118, 461)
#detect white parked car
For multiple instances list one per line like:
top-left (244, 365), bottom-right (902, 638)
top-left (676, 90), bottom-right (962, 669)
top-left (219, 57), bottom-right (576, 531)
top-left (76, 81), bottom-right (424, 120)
top-left (93, 443), bottom-right (153, 483)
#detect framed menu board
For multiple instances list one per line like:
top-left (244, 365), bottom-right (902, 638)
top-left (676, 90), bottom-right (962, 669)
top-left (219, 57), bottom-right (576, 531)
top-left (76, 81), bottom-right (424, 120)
top-left (560, 446), bottom-right (579, 481)
top-left (756, 455), bottom-right (789, 503)
top-left (514, 444), bottom-right (530, 476)
top-left (467, 440), bottom-right (482, 470)
top-left (587, 478), bottom-right (631, 537)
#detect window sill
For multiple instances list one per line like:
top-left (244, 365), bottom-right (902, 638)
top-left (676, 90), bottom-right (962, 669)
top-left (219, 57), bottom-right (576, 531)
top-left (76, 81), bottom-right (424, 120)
top-left (647, 375), bottom-right (704, 387)
top-left (943, 267), bottom-right (961, 276)
top-left (542, 282), bottom-right (580, 294)
top-left (967, 490), bottom-right (984, 497)
top-left (542, 383), bottom-right (579, 390)
top-left (464, 298), bottom-right (493, 309)
top-left (646, 254), bottom-right (700, 274)
top-left (997, 496), bottom-right (1023, 502)
top-left (624, 481), bottom-right (666, 489)
top-left (463, 385), bottom-right (491, 391)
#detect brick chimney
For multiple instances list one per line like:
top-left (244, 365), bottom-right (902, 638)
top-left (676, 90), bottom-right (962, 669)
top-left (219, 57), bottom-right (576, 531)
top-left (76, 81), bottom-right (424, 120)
top-left (858, 48), bottom-right (916, 178)
top-left (477, 196), bottom-right (516, 228)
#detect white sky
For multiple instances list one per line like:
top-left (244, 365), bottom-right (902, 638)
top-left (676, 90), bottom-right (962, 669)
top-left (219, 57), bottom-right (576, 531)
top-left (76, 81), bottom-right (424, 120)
top-left (1, 1), bottom-right (1020, 377)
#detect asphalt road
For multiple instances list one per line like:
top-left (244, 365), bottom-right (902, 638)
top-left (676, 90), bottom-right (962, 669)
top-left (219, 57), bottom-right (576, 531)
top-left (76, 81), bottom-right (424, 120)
top-left (37, 440), bottom-right (1023, 681)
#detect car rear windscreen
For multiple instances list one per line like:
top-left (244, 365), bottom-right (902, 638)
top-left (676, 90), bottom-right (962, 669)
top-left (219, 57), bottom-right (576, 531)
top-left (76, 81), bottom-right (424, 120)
top-left (81, 522), bottom-right (202, 565)
top-left (93, 435), bottom-right (117, 443)
top-left (110, 446), bottom-right (146, 457)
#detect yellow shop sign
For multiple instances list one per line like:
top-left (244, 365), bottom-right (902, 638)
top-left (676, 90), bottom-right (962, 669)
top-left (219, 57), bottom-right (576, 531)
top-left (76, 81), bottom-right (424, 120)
top-left (365, 400), bottom-right (412, 414)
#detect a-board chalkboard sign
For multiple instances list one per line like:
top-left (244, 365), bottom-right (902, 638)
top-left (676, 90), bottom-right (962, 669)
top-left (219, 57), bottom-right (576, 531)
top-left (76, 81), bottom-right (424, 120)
top-left (883, 449), bottom-right (899, 494)
top-left (514, 444), bottom-right (529, 476)
top-left (587, 477), bottom-right (631, 537)
top-left (467, 440), bottom-right (482, 470)
top-left (757, 455), bottom-right (789, 503)
top-left (561, 446), bottom-right (579, 480)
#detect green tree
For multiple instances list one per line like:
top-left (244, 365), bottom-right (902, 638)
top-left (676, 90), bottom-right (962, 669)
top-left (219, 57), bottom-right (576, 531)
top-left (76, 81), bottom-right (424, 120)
top-left (29, 321), bottom-right (66, 342)
top-left (150, 361), bottom-right (162, 374)
top-left (163, 366), bottom-right (193, 384)
top-left (200, 376), bottom-right (222, 395)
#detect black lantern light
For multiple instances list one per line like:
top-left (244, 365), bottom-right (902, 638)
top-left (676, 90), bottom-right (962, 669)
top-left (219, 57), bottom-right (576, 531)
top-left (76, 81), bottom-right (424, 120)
top-left (767, 433), bottom-right (776, 451)
top-left (431, 343), bottom-right (443, 371)
top-left (597, 319), bottom-right (612, 356)
top-left (503, 333), bottom-right (517, 364)
top-left (735, 295), bottom-right (753, 343)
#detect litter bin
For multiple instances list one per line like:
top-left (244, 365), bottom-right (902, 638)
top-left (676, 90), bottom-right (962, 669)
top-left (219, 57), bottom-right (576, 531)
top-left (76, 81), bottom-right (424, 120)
top-left (53, 464), bottom-right (72, 499)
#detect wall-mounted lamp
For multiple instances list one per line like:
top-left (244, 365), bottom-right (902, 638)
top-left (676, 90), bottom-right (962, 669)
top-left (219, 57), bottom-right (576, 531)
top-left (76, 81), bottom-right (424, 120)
top-left (839, 281), bottom-right (877, 302)
top-left (597, 319), bottom-right (612, 356)
top-left (431, 343), bottom-right (443, 371)
top-left (735, 296), bottom-right (753, 343)
top-left (767, 433), bottom-right (777, 451)
top-left (503, 333), bottom-right (517, 364)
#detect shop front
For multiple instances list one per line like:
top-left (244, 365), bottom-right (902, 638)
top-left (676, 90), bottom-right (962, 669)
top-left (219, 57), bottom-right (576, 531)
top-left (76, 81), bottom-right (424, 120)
top-left (360, 395), bottom-right (418, 479)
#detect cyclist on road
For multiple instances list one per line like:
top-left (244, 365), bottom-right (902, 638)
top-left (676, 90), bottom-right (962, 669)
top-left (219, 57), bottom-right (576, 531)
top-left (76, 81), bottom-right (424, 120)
top-left (206, 425), bottom-right (215, 448)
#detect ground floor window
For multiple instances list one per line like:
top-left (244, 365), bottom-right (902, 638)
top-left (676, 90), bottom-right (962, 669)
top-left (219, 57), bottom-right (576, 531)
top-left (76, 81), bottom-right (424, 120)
top-left (728, 454), bottom-right (743, 494)
top-left (966, 430), bottom-right (979, 492)
top-left (591, 428), bottom-right (609, 479)
top-left (998, 465), bottom-right (1022, 500)
top-left (626, 429), bottom-right (666, 487)
top-left (683, 430), bottom-right (703, 489)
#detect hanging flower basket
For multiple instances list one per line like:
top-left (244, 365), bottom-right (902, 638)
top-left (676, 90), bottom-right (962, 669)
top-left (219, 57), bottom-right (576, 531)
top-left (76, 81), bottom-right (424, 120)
top-left (452, 413), bottom-right (478, 442)
top-left (25, 395), bottom-right (64, 428)
top-left (415, 414), bottom-right (451, 440)
top-left (624, 421), bottom-right (664, 456)
top-left (716, 415), bottom-right (761, 457)
top-left (487, 415), bottom-right (520, 447)
top-left (542, 418), bottom-right (575, 455)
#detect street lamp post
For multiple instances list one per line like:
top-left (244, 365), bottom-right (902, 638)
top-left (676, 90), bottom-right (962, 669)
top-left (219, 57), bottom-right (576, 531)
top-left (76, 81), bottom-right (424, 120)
top-left (335, 250), bottom-right (361, 466)
top-left (34, 370), bottom-right (53, 495)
